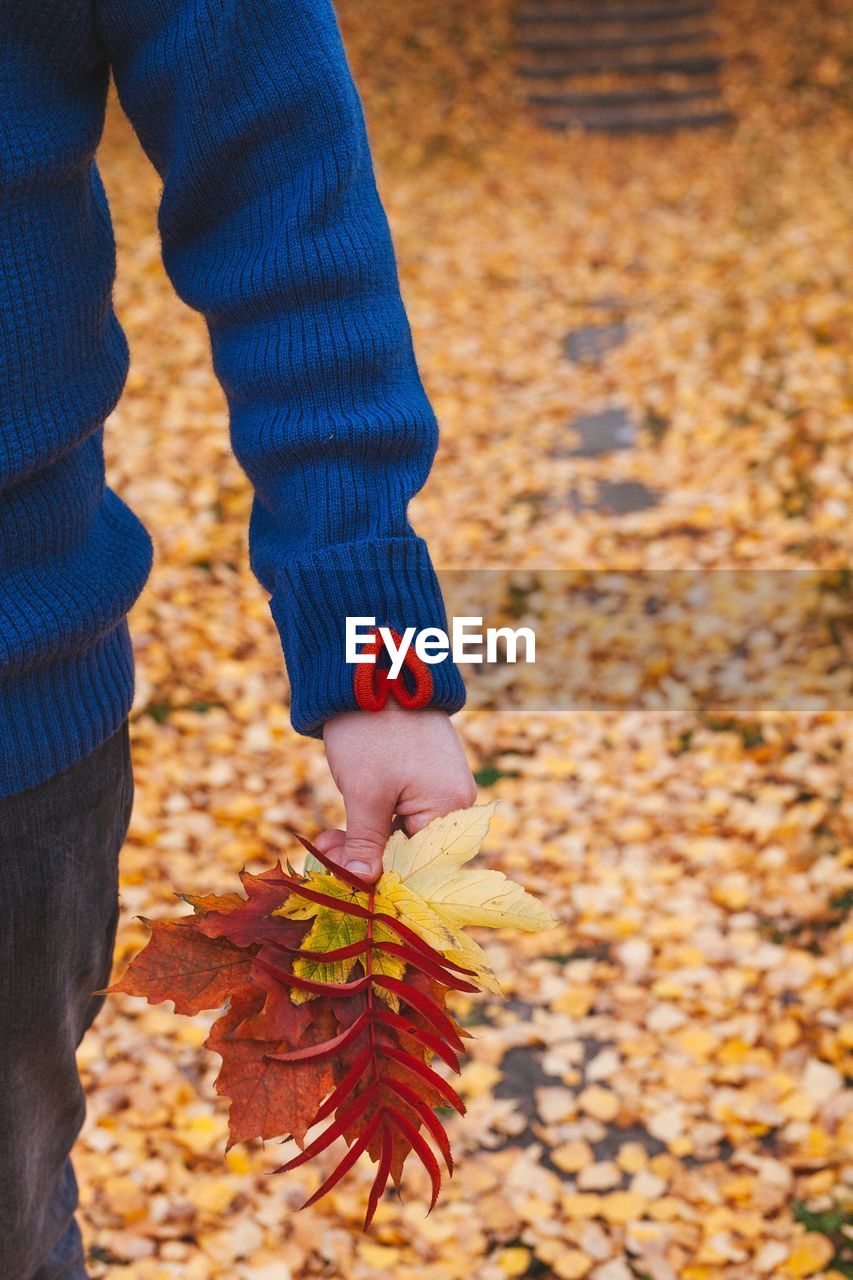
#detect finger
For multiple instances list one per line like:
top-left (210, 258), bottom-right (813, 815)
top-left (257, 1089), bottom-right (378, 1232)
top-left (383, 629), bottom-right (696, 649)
top-left (312, 829), bottom-right (346, 854)
top-left (402, 781), bottom-right (479, 838)
top-left (341, 794), bottom-right (392, 884)
top-left (403, 811), bottom-right (437, 837)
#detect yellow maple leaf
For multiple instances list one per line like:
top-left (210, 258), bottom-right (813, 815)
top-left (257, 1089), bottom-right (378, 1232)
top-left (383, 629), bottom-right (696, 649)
top-left (383, 803), bottom-right (498, 884)
top-left (378, 802), bottom-right (556, 991)
top-left (375, 873), bottom-right (458, 953)
top-left (438, 927), bottom-right (502, 994)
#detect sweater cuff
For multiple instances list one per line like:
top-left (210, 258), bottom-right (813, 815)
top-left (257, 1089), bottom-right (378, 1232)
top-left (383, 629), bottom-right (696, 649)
top-left (269, 538), bottom-right (467, 737)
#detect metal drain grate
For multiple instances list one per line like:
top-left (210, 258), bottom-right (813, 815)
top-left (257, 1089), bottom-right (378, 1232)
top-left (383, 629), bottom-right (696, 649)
top-left (516, 0), bottom-right (732, 132)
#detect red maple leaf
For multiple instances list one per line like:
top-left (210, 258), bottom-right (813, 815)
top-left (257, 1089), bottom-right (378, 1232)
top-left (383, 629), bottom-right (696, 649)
top-left (206, 984), bottom-right (337, 1148)
top-left (103, 917), bottom-right (254, 1015)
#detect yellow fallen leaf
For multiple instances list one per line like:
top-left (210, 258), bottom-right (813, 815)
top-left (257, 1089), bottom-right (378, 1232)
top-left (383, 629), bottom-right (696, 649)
top-left (562, 1193), bottom-right (602, 1219)
top-left (617, 1142), bottom-right (648, 1174)
top-left (677, 1027), bottom-right (718, 1059)
top-left (224, 1147), bottom-right (254, 1175)
top-left (782, 1234), bottom-right (835, 1277)
top-left (551, 1139), bottom-right (594, 1173)
top-left (601, 1191), bottom-right (648, 1224)
top-left (186, 1177), bottom-right (238, 1217)
top-left (534, 1241), bottom-right (593, 1279)
top-left (497, 1248), bottom-right (532, 1276)
top-left (552, 985), bottom-right (596, 1017)
top-left (780, 1090), bottom-right (818, 1122)
top-left (578, 1084), bottom-right (620, 1121)
top-left (458, 1061), bottom-right (503, 1099)
top-left (552, 1249), bottom-right (593, 1279)
top-left (578, 1160), bottom-right (622, 1190)
top-left (359, 1243), bottom-right (402, 1269)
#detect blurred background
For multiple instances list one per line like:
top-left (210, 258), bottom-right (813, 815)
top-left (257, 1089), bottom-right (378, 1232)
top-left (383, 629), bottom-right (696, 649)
top-left (80, 0), bottom-right (852, 1276)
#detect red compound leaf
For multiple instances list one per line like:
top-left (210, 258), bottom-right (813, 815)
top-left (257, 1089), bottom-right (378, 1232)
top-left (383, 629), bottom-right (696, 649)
top-left (364, 1124), bottom-right (394, 1229)
top-left (310, 1047), bottom-right (374, 1125)
top-left (273, 875), bottom-right (375, 919)
top-left (289, 830), bottom-right (373, 893)
top-left (386, 1103), bottom-right (443, 1211)
top-left (267, 930), bottom-right (476, 991)
top-left (372, 1005), bottom-right (462, 1072)
top-left (382, 1078), bottom-right (455, 1175)
top-left (264, 1011), bottom-right (370, 1063)
top-left (300, 1111), bottom-right (384, 1210)
top-left (253, 953), bottom-right (373, 999)
top-left (377, 1043), bottom-right (466, 1115)
top-left (371, 911), bottom-right (476, 974)
top-left (372, 939), bottom-right (480, 992)
top-left (374, 974), bottom-right (467, 1051)
top-left (272, 1082), bottom-right (380, 1174)
top-left (263, 935), bottom-right (373, 963)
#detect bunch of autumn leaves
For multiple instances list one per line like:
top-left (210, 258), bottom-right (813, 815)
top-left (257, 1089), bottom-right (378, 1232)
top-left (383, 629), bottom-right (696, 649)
top-left (106, 803), bottom-right (555, 1225)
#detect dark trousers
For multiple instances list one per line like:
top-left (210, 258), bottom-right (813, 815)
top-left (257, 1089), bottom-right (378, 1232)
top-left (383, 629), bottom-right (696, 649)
top-left (0, 720), bottom-right (133, 1280)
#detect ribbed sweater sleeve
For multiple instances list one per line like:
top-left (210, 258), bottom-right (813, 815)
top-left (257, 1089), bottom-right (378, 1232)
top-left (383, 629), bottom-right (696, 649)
top-left (94, 0), bottom-right (466, 735)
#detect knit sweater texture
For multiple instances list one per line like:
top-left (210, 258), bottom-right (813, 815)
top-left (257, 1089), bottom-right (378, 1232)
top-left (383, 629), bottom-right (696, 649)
top-left (0, 0), bottom-right (466, 798)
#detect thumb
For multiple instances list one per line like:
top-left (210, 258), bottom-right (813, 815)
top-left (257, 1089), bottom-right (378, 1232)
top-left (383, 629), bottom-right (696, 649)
top-left (342, 793), bottom-right (391, 885)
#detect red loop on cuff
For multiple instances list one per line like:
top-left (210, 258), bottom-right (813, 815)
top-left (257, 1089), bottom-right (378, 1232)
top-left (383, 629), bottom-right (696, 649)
top-left (353, 627), bottom-right (434, 713)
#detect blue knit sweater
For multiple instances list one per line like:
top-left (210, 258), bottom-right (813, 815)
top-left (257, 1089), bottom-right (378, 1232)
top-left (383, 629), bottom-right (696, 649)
top-left (0, 0), bottom-right (466, 798)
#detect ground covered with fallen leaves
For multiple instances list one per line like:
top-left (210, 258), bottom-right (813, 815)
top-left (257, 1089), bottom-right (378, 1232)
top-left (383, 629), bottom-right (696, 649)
top-left (81, 0), bottom-right (852, 1275)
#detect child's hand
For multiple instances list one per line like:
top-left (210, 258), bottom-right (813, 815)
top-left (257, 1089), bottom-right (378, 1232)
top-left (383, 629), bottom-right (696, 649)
top-left (316, 703), bottom-right (477, 884)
